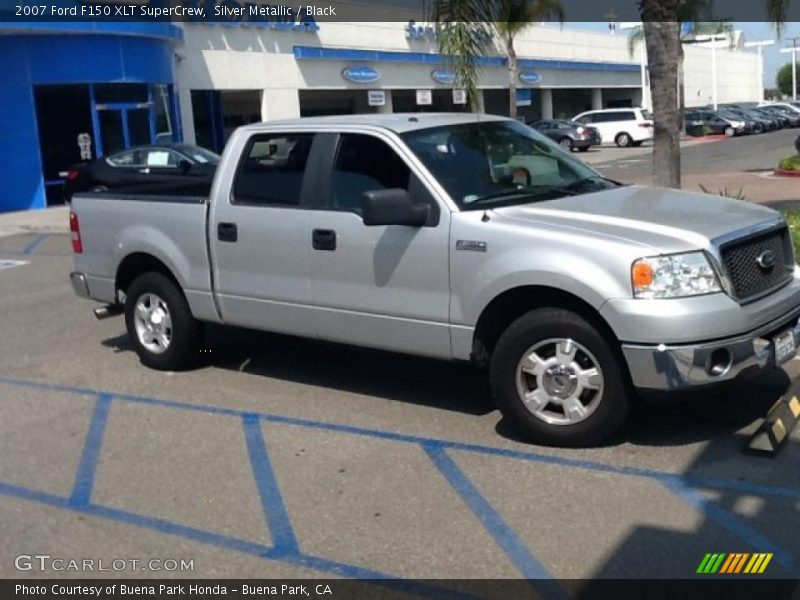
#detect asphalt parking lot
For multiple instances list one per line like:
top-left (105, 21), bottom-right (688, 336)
top-left (1, 229), bottom-right (800, 590)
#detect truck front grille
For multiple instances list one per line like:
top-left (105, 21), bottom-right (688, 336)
top-left (720, 227), bottom-right (793, 300)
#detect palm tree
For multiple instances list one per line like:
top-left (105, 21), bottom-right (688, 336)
top-left (627, 16), bottom-right (733, 116)
top-left (638, 0), bottom-right (788, 187)
top-left (495, 0), bottom-right (564, 119)
top-left (429, 0), bottom-right (563, 114)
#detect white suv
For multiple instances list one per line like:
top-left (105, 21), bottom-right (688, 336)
top-left (573, 108), bottom-right (654, 148)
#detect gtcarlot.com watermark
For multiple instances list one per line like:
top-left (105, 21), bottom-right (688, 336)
top-left (15, 554), bottom-right (194, 573)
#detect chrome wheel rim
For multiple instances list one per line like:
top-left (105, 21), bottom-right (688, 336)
top-left (133, 293), bottom-right (172, 354)
top-left (515, 338), bottom-right (604, 426)
top-left (560, 138), bottom-right (572, 149)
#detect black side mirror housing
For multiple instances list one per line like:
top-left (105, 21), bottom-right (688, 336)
top-left (178, 159), bottom-right (192, 173)
top-left (361, 188), bottom-right (430, 227)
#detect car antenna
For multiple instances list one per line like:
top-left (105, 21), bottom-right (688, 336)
top-left (481, 209), bottom-right (490, 222)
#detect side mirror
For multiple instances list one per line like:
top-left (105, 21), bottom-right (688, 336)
top-left (361, 188), bottom-right (430, 227)
top-left (178, 159), bottom-right (192, 173)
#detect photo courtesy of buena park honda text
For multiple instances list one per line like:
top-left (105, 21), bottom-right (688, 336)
top-left (0, 0), bottom-right (800, 598)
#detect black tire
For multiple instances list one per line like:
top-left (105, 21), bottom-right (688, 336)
top-left (558, 137), bottom-right (574, 152)
top-left (631, 140), bottom-right (644, 147)
top-left (124, 272), bottom-right (200, 371)
top-left (615, 132), bottom-right (632, 148)
top-left (490, 308), bottom-right (631, 447)
top-left (578, 147), bottom-right (590, 152)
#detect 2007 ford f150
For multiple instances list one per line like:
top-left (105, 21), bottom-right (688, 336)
top-left (70, 114), bottom-right (800, 446)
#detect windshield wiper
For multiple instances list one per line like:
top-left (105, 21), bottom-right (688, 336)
top-left (462, 187), bottom-right (569, 208)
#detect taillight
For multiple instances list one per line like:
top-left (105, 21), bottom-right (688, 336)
top-left (67, 170), bottom-right (80, 181)
top-left (639, 122), bottom-right (653, 128)
top-left (69, 211), bottom-right (83, 253)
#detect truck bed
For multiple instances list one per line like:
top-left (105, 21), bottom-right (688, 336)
top-left (70, 192), bottom-right (218, 322)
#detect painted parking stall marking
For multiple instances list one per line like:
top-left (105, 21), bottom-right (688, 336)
top-left (0, 259), bottom-right (28, 270)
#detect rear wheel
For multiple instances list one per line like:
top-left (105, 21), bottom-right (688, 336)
top-left (490, 308), bottom-right (631, 446)
top-left (615, 132), bottom-right (632, 148)
top-left (558, 137), bottom-right (574, 151)
top-left (124, 272), bottom-right (200, 371)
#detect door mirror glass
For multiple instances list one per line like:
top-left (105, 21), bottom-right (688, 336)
top-left (361, 188), bottom-right (429, 227)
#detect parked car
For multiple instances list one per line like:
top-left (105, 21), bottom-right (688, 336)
top-left (528, 119), bottom-right (601, 151)
top-left (64, 144), bottom-right (220, 201)
top-left (720, 108), bottom-right (768, 134)
top-left (69, 113), bottom-right (800, 447)
top-left (757, 104), bottom-right (800, 128)
top-left (758, 101), bottom-right (800, 116)
top-left (573, 108), bottom-right (654, 147)
top-left (683, 110), bottom-right (746, 137)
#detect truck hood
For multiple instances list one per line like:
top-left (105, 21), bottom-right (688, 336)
top-left (491, 185), bottom-right (782, 253)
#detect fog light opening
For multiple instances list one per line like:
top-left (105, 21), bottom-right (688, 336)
top-left (707, 348), bottom-right (733, 377)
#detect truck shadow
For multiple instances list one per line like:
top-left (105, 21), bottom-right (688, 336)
top-left (103, 325), bottom-right (791, 444)
top-left (102, 324), bottom-right (495, 417)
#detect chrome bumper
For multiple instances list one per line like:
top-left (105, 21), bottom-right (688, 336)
top-left (622, 313), bottom-right (800, 390)
top-left (70, 271), bottom-right (90, 299)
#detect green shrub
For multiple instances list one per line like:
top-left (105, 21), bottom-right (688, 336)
top-left (784, 210), bottom-right (800, 260)
top-left (698, 184), bottom-right (747, 200)
top-left (778, 155), bottom-right (800, 171)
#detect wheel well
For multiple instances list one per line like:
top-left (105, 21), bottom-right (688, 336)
top-left (115, 253), bottom-right (179, 300)
top-left (472, 286), bottom-right (619, 365)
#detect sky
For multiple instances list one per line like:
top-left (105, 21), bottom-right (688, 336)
top-left (568, 22), bottom-right (799, 88)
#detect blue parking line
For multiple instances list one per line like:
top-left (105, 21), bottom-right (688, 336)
top-left (1, 375), bottom-right (800, 503)
top-left (68, 393), bottom-right (112, 507)
top-left (22, 234), bottom-right (49, 255)
top-left (424, 443), bottom-right (566, 599)
top-left (660, 476), bottom-right (796, 574)
top-left (242, 413), bottom-right (301, 556)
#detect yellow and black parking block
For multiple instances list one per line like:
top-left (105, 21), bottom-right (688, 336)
top-left (745, 387), bottom-right (800, 457)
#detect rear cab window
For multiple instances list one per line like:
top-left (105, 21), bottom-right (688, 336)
top-left (232, 133), bottom-right (314, 206)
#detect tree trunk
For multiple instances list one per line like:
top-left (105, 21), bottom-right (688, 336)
top-left (508, 37), bottom-right (518, 119)
top-left (677, 40), bottom-right (685, 124)
top-left (642, 17), bottom-right (681, 188)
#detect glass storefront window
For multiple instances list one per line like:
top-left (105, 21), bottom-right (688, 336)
top-left (151, 84), bottom-right (174, 143)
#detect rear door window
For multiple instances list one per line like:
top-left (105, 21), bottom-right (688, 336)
top-left (232, 133), bottom-right (314, 206)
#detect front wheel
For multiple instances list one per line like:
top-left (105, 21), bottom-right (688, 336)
top-left (558, 137), bottom-right (574, 152)
top-left (490, 308), bottom-right (631, 447)
top-left (724, 126), bottom-right (735, 137)
top-left (124, 272), bottom-right (200, 371)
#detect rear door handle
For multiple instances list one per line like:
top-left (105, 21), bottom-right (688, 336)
top-left (312, 228), bottom-right (336, 251)
top-left (217, 222), bottom-right (238, 242)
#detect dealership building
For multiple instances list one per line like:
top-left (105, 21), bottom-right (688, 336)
top-left (0, 18), bottom-right (762, 212)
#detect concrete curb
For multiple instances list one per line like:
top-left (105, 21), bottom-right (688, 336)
top-left (0, 205), bottom-right (69, 239)
top-left (774, 168), bottom-right (800, 178)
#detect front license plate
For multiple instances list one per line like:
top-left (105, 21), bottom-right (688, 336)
top-left (774, 329), bottom-right (797, 365)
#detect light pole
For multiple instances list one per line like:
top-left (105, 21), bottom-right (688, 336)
top-left (780, 38), bottom-right (800, 101)
top-left (744, 40), bottom-right (775, 103)
top-left (686, 34), bottom-right (728, 110)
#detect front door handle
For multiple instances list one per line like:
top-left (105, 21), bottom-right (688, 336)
top-left (312, 228), bottom-right (336, 251)
top-left (217, 222), bottom-right (238, 242)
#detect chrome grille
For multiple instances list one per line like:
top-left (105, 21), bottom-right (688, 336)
top-left (721, 227), bottom-right (793, 300)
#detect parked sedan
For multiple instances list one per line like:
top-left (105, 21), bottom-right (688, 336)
top-left (528, 119), bottom-right (602, 151)
top-left (720, 108), bottom-right (769, 134)
top-left (64, 144), bottom-right (220, 201)
top-left (684, 110), bottom-right (746, 137)
top-left (758, 104), bottom-right (800, 128)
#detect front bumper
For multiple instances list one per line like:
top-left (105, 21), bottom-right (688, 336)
top-left (622, 311), bottom-right (800, 390)
top-left (70, 271), bottom-right (90, 299)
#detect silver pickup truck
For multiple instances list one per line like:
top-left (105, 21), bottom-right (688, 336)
top-left (70, 113), bottom-right (800, 446)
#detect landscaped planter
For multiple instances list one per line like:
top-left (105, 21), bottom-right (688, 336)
top-left (775, 155), bottom-right (800, 177)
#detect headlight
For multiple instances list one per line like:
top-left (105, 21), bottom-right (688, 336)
top-left (631, 252), bottom-right (721, 299)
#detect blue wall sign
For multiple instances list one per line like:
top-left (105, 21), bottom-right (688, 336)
top-left (341, 66), bottom-right (380, 84)
top-left (431, 69), bottom-right (455, 85)
top-left (516, 89), bottom-right (533, 107)
top-left (518, 71), bottom-right (542, 85)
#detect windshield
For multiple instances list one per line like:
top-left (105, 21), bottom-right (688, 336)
top-left (401, 120), bottom-right (617, 210)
